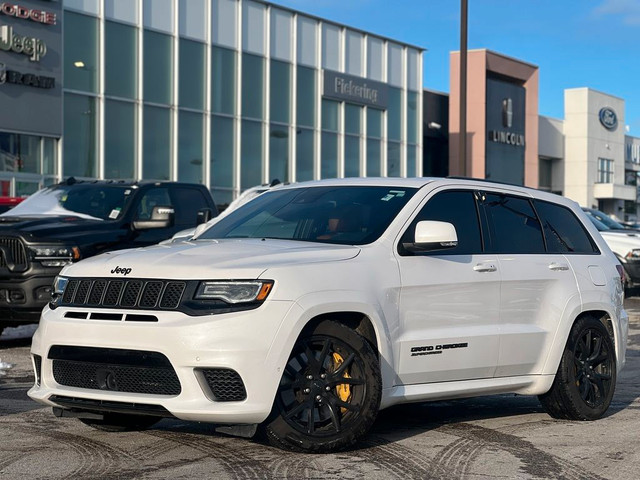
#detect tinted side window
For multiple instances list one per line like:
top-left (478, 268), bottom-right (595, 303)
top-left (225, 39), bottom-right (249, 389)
top-left (534, 200), bottom-right (598, 254)
top-left (401, 190), bottom-right (482, 255)
top-left (482, 193), bottom-right (545, 254)
top-left (171, 188), bottom-right (210, 226)
top-left (136, 188), bottom-right (171, 220)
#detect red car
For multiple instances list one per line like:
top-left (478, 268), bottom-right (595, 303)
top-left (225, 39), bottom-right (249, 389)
top-left (0, 197), bottom-right (24, 214)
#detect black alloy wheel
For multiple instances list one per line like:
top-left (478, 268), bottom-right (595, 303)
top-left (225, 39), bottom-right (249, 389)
top-left (572, 327), bottom-right (614, 408)
top-left (539, 315), bottom-right (617, 420)
top-left (263, 320), bottom-right (381, 452)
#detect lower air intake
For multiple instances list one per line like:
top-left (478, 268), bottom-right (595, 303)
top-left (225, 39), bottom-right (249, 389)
top-left (199, 368), bottom-right (247, 402)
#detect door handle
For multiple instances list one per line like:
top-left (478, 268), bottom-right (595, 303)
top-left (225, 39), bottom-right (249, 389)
top-left (549, 262), bottom-right (569, 271)
top-left (473, 263), bottom-right (497, 272)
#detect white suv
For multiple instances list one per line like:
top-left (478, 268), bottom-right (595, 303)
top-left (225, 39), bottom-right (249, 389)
top-left (28, 178), bottom-right (628, 453)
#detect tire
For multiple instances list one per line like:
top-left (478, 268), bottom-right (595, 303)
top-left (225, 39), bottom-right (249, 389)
top-left (79, 413), bottom-right (160, 432)
top-left (539, 315), bottom-right (616, 420)
top-left (263, 320), bottom-right (381, 453)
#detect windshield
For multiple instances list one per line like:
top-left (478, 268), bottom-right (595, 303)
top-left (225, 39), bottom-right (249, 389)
top-left (197, 186), bottom-right (417, 245)
top-left (585, 209), bottom-right (625, 229)
top-left (587, 215), bottom-right (610, 232)
top-left (0, 184), bottom-right (134, 221)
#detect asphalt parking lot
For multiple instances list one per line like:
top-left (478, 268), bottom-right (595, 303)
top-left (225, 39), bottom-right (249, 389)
top-left (1, 300), bottom-right (640, 480)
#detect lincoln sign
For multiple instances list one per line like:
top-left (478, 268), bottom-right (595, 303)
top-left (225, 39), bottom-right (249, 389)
top-left (323, 70), bottom-right (388, 109)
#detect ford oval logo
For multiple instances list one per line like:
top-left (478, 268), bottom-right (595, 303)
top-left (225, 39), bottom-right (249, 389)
top-left (599, 107), bottom-right (618, 131)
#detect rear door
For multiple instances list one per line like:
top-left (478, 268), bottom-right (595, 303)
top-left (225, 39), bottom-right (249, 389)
top-left (396, 188), bottom-right (501, 384)
top-left (479, 192), bottom-right (580, 376)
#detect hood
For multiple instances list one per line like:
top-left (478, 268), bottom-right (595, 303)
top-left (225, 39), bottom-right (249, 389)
top-left (62, 238), bottom-right (361, 279)
top-left (599, 230), bottom-right (640, 256)
top-left (0, 215), bottom-right (106, 242)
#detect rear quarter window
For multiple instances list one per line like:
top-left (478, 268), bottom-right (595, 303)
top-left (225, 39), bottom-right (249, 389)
top-left (534, 200), bottom-right (599, 254)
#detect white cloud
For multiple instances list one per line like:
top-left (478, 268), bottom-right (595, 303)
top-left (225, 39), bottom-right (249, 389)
top-left (593, 0), bottom-right (640, 25)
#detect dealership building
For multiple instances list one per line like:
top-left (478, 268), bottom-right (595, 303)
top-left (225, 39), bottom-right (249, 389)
top-left (0, 0), bottom-right (423, 205)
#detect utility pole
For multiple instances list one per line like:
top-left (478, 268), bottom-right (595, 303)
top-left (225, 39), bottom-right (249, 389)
top-left (460, 0), bottom-right (468, 176)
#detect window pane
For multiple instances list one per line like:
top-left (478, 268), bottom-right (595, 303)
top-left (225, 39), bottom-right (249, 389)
top-left (242, 0), bottom-right (265, 55)
top-left (179, 39), bottom-right (206, 110)
top-left (388, 43), bottom-right (403, 87)
top-left (179, 0), bottom-right (206, 41)
top-left (345, 136), bottom-right (360, 177)
top-left (345, 104), bottom-right (361, 135)
top-left (271, 9), bottom-right (292, 61)
top-left (367, 37), bottom-right (383, 81)
top-left (105, 100), bottom-right (135, 179)
top-left (388, 88), bottom-right (402, 141)
top-left (297, 66), bottom-right (316, 127)
top-left (366, 138), bottom-right (381, 176)
top-left (535, 201), bottom-right (598, 254)
top-left (321, 132), bottom-right (338, 179)
top-left (297, 16), bottom-right (317, 67)
top-left (401, 190), bottom-right (482, 255)
top-left (143, 106), bottom-right (171, 180)
top-left (64, 94), bottom-right (97, 177)
top-left (322, 24), bottom-right (340, 71)
top-left (387, 141), bottom-right (400, 177)
top-left (269, 124), bottom-right (289, 183)
top-left (137, 187), bottom-right (171, 219)
top-left (483, 194), bottom-right (545, 254)
top-left (171, 187), bottom-right (209, 225)
top-left (407, 144), bottom-right (416, 177)
top-left (212, 0), bottom-right (237, 48)
top-left (64, 12), bottom-right (98, 93)
top-left (212, 189), bottom-right (234, 209)
top-left (106, 0), bottom-right (139, 24)
top-left (105, 21), bottom-right (137, 99)
top-left (296, 128), bottom-right (314, 181)
top-left (367, 108), bottom-right (382, 138)
top-left (346, 31), bottom-right (363, 76)
top-left (270, 60), bottom-right (290, 124)
top-left (322, 100), bottom-right (339, 132)
top-left (407, 48), bottom-right (419, 91)
top-left (242, 54), bottom-right (264, 119)
top-left (144, 30), bottom-right (173, 104)
top-left (212, 46), bottom-right (236, 115)
top-left (17, 135), bottom-right (40, 174)
top-left (178, 111), bottom-right (204, 183)
top-left (407, 91), bottom-right (418, 144)
top-left (211, 115), bottom-right (234, 189)
top-left (143, 0), bottom-right (173, 33)
top-left (241, 120), bottom-right (263, 189)
top-left (43, 138), bottom-right (57, 175)
top-left (65, 0), bottom-right (99, 15)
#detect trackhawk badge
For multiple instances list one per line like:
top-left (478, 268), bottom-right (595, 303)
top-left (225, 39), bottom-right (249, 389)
top-left (110, 266), bottom-right (132, 276)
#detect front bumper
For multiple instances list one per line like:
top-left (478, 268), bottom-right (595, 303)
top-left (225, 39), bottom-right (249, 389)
top-left (28, 300), bottom-right (299, 425)
top-left (0, 274), bottom-right (55, 325)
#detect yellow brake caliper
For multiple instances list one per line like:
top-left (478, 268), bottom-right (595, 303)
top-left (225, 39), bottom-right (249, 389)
top-left (332, 352), bottom-right (352, 413)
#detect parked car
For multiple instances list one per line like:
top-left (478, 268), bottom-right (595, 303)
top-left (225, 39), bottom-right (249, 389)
top-left (29, 178), bottom-right (627, 453)
top-left (582, 207), bottom-right (639, 232)
top-left (0, 178), bottom-right (217, 337)
top-left (585, 215), bottom-right (640, 289)
top-left (0, 196), bottom-right (24, 214)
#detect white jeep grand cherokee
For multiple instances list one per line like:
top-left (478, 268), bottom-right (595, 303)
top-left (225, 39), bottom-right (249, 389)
top-left (28, 178), bottom-right (628, 453)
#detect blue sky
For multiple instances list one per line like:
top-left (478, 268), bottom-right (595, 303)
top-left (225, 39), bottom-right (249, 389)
top-left (273, 0), bottom-right (640, 135)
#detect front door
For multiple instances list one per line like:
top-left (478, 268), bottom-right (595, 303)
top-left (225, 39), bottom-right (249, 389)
top-left (396, 188), bottom-right (501, 385)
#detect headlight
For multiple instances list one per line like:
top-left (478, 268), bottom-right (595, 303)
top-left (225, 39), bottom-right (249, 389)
top-left (195, 280), bottom-right (273, 304)
top-left (53, 276), bottom-right (69, 295)
top-left (30, 245), bottom-right (81, 267)
top-left (626, 249), bottom-right (640, 259)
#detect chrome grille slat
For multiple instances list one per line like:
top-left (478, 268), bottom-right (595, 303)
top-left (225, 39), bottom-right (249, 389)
top-left (0, 237), bottom-right (29, 270)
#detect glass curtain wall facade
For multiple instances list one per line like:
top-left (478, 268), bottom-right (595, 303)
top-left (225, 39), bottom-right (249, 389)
top-left (62, 0), bottom-right (423, 207)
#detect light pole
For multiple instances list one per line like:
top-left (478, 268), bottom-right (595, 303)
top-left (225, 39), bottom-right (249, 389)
top-left (459, 0), bottom-right (468, 177)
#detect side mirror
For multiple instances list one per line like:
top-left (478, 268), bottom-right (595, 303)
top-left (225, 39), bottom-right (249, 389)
top-left (133, 205), bottom-right (175, 230)
top-left (196, 208), bottom-right (213, 225)
top-left (404, 220), bottom-right (458, 252)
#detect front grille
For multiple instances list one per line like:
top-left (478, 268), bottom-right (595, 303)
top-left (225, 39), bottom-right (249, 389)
top-left (60, 278), bottom-right (186, 311)
top-left (49, 345), bottom-right (181, 396)
top-left (200, 368), bottom-right (247, 402)
top-left (0, 237), bottom-right (28, 270)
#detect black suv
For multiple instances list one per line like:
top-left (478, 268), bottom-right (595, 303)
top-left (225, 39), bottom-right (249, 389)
top-left (0, 179), bottom-right (217, 333)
